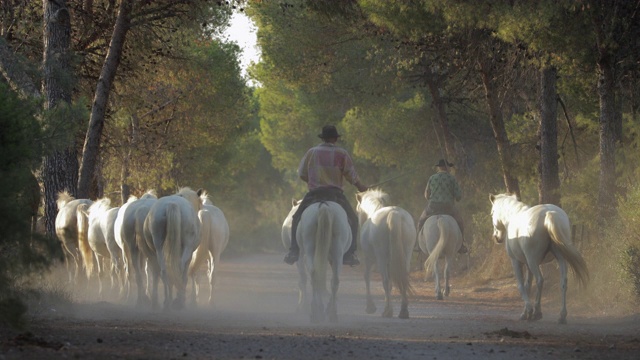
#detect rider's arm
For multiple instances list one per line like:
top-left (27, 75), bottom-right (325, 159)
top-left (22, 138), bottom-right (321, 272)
top-left (424, 178), bottom-right (432, 200)
top-left (354, 180), bottom-right (368, 192)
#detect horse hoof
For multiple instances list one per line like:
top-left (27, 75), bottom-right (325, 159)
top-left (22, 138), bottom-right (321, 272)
top-left (558, 317), bottom-right (567, 324)
top-left (366, 304), bottom-right (376, 314)
top-left (398, 309), bottom-right (409, 319)
top-left (382, 310), bottom-right (393, 318)
top-left (436, 294), bottom-right (444, 301)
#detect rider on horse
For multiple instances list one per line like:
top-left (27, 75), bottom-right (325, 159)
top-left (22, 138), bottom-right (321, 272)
top-left (417, 159), bottom-right (468, 254)
top-left (284, 125), bottom-right (368, 266)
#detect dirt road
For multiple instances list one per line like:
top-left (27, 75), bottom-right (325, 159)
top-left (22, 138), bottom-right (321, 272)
top-left (2, 253), bottom-right (639, 359)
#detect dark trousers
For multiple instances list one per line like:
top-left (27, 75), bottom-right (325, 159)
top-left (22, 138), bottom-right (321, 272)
top-left (417, 201), bottom-right (464, 237)
top-left (290, 187), bottom-right (358, 255)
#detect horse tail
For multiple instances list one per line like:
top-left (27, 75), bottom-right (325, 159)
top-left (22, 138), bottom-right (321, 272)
top-left (312, 204), bottom-right (331, 295)
top-left (164, 203), bottom-right (183, 288)
top-left (424, 216), bottom-right (447, 278)
top-left (57, 191), bottom-right (74, 210)
top-left (189, 209), bottom-right (211, 277)
top-left (76, 203), bottom-right (94, 279)
top-left (134, 206), bottom-right (149, 254)
top-left (388, 210), bottom-right (414, 296)
top-left (545, 211), bottom-right (589, 288)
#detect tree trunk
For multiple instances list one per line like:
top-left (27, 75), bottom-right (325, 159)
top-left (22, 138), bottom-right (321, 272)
top-left (42, 0), bottom-right (78, 236)
top-left (479, 61), bottom-right (521, 199)
top-left (425, 75), bottom-right (464, 177)
top-left (596, 56), bottom-right (618, 223)
top-left (537, 66), bottom-right (560, 205)
top-left (77, 0), bottom-right (133, 199)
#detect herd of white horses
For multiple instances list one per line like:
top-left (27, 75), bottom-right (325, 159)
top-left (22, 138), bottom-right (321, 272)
top-left (55, 187), bottom-right (229, 310)
top-left (52, 187), bottom-right (589, 325)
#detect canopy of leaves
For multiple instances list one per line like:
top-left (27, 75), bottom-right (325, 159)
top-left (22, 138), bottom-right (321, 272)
top-left (0, 83), bottom-right (61, 328)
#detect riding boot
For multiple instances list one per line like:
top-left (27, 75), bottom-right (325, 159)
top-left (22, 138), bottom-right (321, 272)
top-left (284, 216), bottom-right (300, 265)
top-left (343, 218), bottom-right (360, 266)
top-left (458, 232), bottom-right (468, 254)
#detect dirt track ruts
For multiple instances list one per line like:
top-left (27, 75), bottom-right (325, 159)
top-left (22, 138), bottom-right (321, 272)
top-left (1, 253), bottom-right (639, 359)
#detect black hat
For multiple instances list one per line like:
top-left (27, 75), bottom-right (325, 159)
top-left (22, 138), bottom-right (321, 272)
top-left (435, 159), bottom-right (454, 167)
top-left (318, 125), bottom-right (341, 139)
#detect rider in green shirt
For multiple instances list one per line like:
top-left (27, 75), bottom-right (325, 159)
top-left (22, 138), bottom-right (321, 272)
top-left (417, 159), bottom-right (468, 254)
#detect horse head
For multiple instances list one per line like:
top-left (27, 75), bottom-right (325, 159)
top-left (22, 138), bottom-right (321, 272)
top-left (489, 194), bottom-right (507, 244)
top-left (356, 188), bottom-right (389, 217)
top-left (177, 187), bottom-right (203, 213)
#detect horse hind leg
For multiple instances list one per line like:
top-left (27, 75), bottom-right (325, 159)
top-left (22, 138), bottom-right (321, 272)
top-left (434, 258), bottom-right (443, 300)
top-left (552, 250), bottom-right (569, 324)
top-left (528, 263), bottom-right (544, 321)
top-left (443, 257), bottom-right (452, 297)
top-left (512, 260), bottom-right (534, 320)
top-left (326, 263), bottom-right (340, 323)
top-left (364, 261), bottom-right (376, 314)
top-left (398, 293), bottom-right (409, 319)
top-left (381, 271), bottom-right (393, 318)
top-left (296, 259), bottom-right (308, 313)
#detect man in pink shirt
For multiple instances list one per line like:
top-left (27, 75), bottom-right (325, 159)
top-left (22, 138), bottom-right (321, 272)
top-left (284, 125), bottom-right (368, 266)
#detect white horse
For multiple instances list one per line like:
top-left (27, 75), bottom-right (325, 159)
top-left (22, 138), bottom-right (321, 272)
top-left (188, 191), bottom-right (229, 307)
top-left (356, 189), bottom-right (416, 319)
top-left (418, 214), bottom-right (463, 300)
top-left (490, 193), bottom-right (589, 324)
top-left (144, 187), bottom-right (202, 310)
top-left (114, 190), bottom-right (157, 305)
top-left (299, 201), bottom-right (351, 323)
top-left (281, 199), bottom-right (308, 312)
top-left (77, 198), bottom-right (122, 297)
top-left (55, 192), bottom-right (93, 284)
top-left (76, 198), bottom-right (111, 296)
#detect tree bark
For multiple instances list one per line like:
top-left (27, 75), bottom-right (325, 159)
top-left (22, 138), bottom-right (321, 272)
top-left (537, 66), bottom-right (560, 205)
top-left (479, 60), bottom-right (521, 199)
top-left (596, 56), bottom-right (618, 223)
top-left (77, 0), bottom-right (133, 199)
top-left (425, 74), bottom-right (461, 175)
top-left (42, 0), bottom-right (78, 236)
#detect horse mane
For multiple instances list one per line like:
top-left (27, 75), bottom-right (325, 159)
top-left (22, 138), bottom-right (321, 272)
top-left (56, 191), bottom-right (75, 210)
top-left (359, 188), bottom-right (390, 216)
top-left (126, 195), bottom-right (138, 203)
top-left (491, 193), bottom-right (529, 216)
top-left (88, 197), bottom-right (111, 221)
top-left (139, 189), bottom-right (157, 200)
top-left (199, 190), bottom-right (213, 206)
top-left (177, 187), bottom-right (203, 211)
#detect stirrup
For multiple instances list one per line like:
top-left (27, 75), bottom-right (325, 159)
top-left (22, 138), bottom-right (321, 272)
top-left (458, 244), bottom-right (468, 254)
top-left (343, 253), bottom-right (360, 266)
top-left (284, 250), bottom-right (299, 265)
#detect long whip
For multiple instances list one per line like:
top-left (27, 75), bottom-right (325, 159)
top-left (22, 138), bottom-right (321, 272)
top-left (368, 168), bottom-right (420, 188)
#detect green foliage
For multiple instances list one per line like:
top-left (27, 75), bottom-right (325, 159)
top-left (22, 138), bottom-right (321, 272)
top-left (0, 83), bottom-right (60, 328)
top-left (343, 93), bottom-right (429, 167)
top-left (615, 185), bottom-right (640, 298)
top-left (40, 98), bottom-right (89, 153)
top-left (101, 34), bottom-right (254, 196)
top-left (621, 246), bottom-right (640, 298)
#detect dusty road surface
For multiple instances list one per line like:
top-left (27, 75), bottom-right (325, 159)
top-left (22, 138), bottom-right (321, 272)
top-left (1, 253), bottom-right (639, 359)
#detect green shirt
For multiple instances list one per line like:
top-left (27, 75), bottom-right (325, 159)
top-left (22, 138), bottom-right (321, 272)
top-left (425, 171), bottom-right (462, 204)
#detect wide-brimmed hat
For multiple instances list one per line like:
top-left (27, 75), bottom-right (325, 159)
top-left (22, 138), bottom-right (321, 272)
top-left (318, 125), bottom-right (341, 139)
top-left (435, 159), bottom-right (454, 167)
